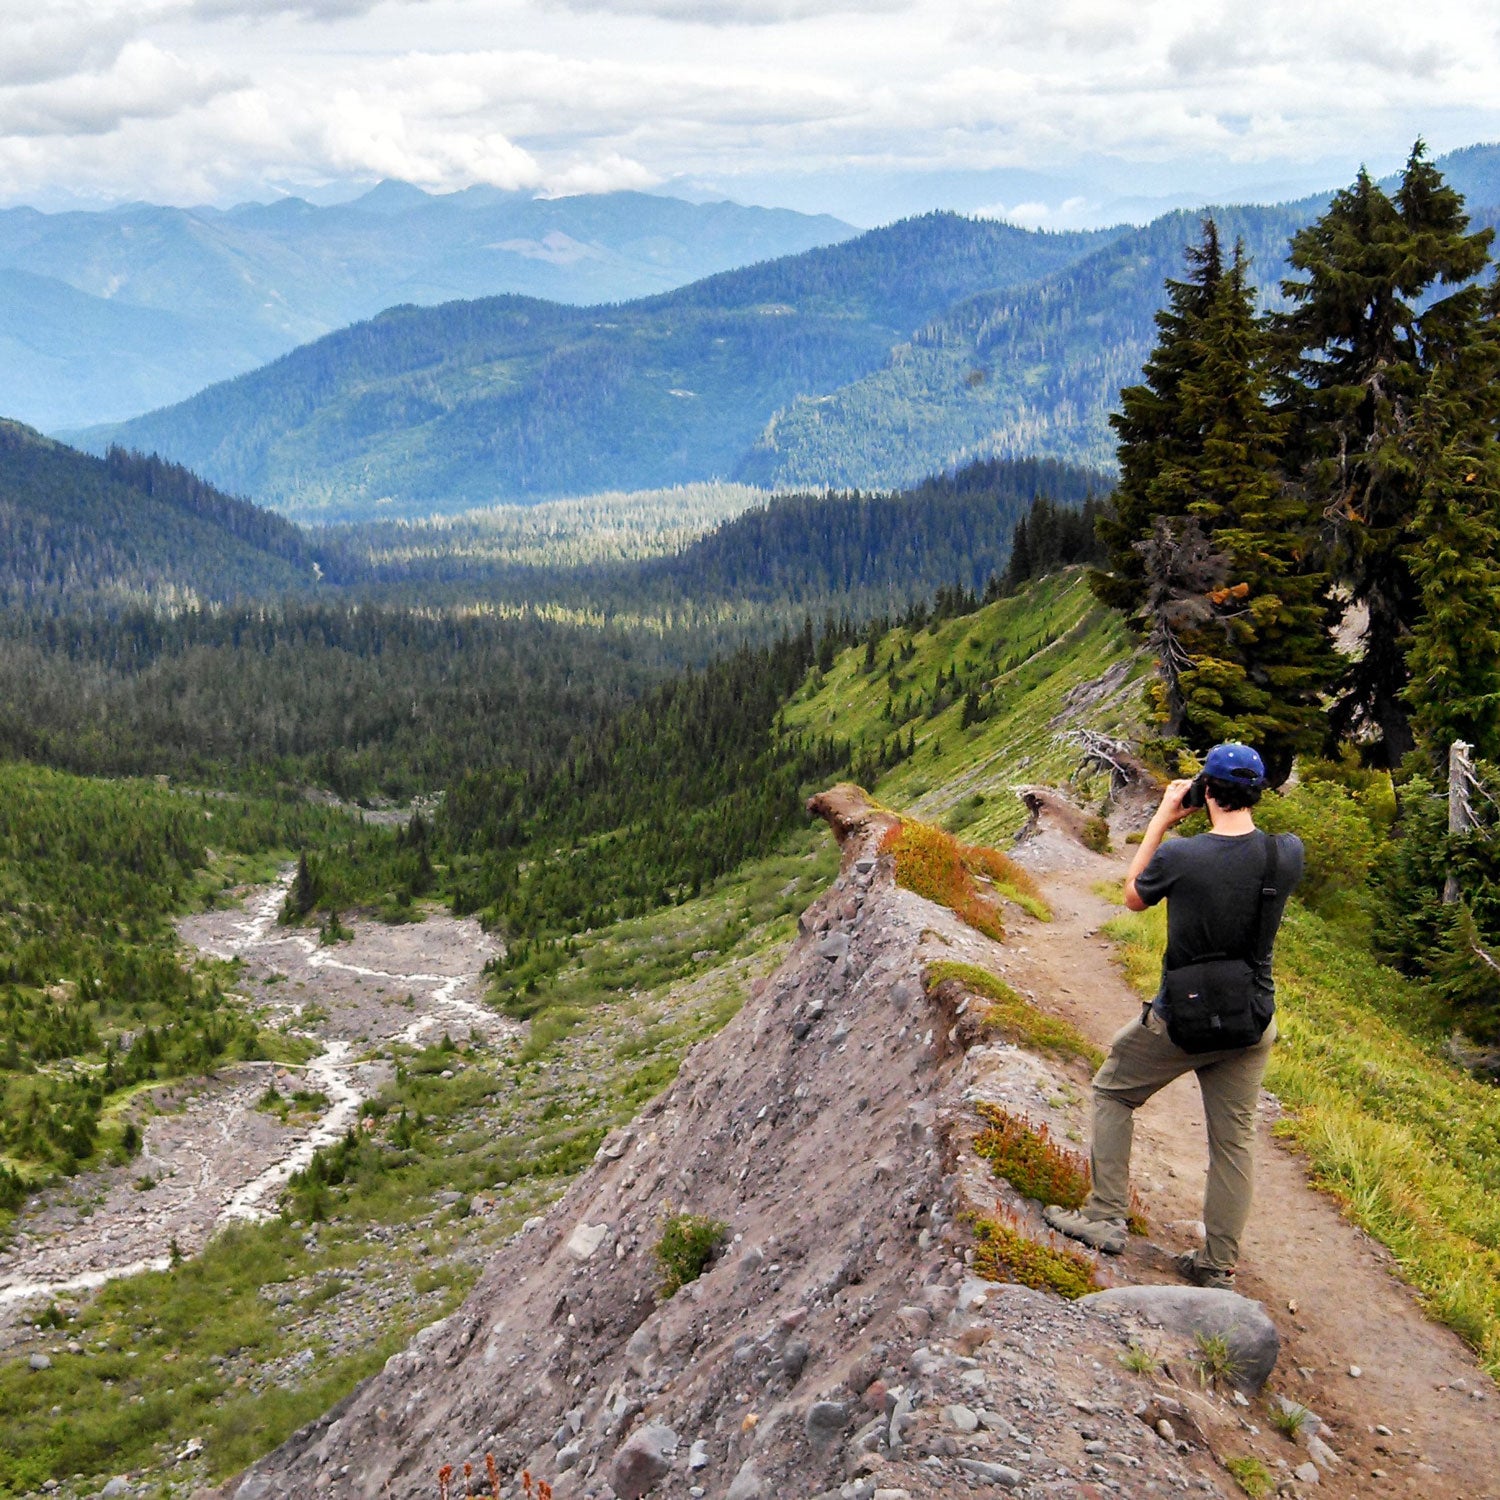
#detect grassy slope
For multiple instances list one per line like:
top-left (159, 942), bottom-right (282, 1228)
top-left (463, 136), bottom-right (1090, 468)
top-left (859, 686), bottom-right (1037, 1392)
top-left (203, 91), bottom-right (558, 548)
top-left (1108, 897), bottom-right (1500, 1378)
top-left (781, 570), bottom-right (1140, 842)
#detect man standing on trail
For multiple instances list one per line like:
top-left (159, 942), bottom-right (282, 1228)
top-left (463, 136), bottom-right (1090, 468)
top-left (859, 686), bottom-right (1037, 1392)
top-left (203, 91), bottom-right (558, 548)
top-left (1045, 742), bottom-right (1303, 1290)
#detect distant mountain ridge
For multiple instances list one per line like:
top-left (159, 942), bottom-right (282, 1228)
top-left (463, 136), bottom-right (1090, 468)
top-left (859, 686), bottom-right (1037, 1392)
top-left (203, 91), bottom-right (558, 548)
top-left (0, 186), bottom-right (857, 430)
top-left (67, 143), bottom-right (1500, 512)
top-left (77, 214), bottom-right (1118, 519)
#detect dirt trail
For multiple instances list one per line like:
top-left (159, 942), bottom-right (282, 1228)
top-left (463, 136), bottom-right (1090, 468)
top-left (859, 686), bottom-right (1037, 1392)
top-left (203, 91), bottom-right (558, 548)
top-left (0, 871), bottom-right (509, 1335)
top-left (999, 831), bottom-right (1500, 1498)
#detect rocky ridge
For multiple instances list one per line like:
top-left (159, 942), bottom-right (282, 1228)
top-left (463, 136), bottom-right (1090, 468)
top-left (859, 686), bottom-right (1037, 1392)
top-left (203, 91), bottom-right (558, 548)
top-left (201, 787), bottom-right (1292, 1500)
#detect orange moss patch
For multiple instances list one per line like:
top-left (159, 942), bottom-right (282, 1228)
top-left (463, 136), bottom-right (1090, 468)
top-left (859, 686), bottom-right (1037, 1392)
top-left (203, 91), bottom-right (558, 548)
top-left (974, 1102), bottom-right (1090, 1207)
top-left (880, 818), bottom-right (1046, 940)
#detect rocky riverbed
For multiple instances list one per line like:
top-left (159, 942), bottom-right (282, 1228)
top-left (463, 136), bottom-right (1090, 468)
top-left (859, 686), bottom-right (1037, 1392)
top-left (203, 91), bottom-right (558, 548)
top-left (0, 871), bottom-right (506, 1342)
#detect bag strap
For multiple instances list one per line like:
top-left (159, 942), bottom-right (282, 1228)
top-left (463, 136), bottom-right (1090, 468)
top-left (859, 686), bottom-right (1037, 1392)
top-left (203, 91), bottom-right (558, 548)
top-left (1248, 830), bottom-right (1281, 966)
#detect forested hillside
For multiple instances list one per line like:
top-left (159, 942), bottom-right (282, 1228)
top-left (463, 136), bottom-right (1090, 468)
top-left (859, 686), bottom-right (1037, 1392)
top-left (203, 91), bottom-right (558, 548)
top-left (0, 434), bottom-right (1101, 799)
top-left (743, 199), bottom-right (1344, 484)
top-left (77, 215), bottom-right (1120, 517)
top-left (0, 423), bottom-right (328, 609)
top-left (353, 456), bottom-right (1109, 620)
top-left (0, 187), bottom-right (859, 432)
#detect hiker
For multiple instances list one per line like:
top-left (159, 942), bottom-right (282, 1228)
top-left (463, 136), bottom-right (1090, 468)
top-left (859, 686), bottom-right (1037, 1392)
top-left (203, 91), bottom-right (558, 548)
top-left (1045, 742), bottom-right (1303, 1290)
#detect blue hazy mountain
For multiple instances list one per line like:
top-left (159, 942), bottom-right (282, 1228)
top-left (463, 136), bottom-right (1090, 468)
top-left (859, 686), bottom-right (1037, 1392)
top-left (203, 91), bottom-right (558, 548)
top-left (0, 186), bottom-right (858, 430)
top-left (75, 214), bottom-right (1119, 520)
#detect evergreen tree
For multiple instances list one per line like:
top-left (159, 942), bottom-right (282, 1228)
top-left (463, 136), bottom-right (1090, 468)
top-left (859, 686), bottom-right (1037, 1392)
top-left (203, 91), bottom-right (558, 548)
top-left (1092, 221), bottom-right (1224, 618)
top-left (1275, 143), bottom-right (1494, 766)
top-left (1403, 284), bottom-right (1500, 762)
top-left (1092, 222), bottom-right (1332, 782)
top-left (1003, 515), bottom-right (1032, 592)
top-left (1168, 251), bottom-right (1335, 782)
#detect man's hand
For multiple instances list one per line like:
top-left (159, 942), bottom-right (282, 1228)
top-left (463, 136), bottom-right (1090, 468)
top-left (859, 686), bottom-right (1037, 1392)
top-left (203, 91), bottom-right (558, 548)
top-left (1155, 778), bottom-right (1197, 829)
top-left (1124, 778), bottom-right (1195, 910)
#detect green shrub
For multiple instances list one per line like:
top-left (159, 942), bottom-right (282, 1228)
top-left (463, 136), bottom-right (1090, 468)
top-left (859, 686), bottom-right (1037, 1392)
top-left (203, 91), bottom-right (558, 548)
top-left (1257, 779), bottom-right (1386, 924)
top-left (1080, 815), bottom-right (1111, 854)
top-left (653, 1211), bottom-right (727, 1297)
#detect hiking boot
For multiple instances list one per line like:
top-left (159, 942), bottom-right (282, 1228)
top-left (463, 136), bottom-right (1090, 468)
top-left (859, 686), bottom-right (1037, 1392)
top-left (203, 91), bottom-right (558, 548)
top-left (1175, 1248), bottom-right (1235, 1290)
top-left (1043, 1204), bottom-right (1127, 1255)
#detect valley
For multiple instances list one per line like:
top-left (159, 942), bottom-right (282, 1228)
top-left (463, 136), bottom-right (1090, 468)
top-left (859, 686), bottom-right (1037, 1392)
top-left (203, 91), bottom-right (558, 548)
top-left (3, 138), bottom-right (1500, 1500)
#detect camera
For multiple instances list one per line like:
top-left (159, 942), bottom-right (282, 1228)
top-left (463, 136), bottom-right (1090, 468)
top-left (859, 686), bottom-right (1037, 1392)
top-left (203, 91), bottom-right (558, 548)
top-left (1182, 772), bottom-right (1208, 810)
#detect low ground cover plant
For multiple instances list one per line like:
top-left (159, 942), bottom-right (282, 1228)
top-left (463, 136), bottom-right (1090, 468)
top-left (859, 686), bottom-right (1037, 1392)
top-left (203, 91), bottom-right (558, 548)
top-left (881, 817), bottom-right (1051, 940)
top-left (968, 1209), bottom-right (1099, 1299)
top-left (924, 959), bottom-right (1103, 1067)
top-left (653, 1211), bottom-right (727, 1297)
top-left (973, 1101), bottom-right (1089, 1206)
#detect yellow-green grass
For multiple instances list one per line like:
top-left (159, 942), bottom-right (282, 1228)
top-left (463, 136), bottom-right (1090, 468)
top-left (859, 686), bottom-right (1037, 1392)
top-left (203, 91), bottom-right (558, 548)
top-left (1104, 898), bottom-right (1500, 1379)
top-left (925, 959), bottom-right (1103, 1067)
top-left (781, 571), bottom-right (1142, 845)
top-left (1224, 1455), bottom-right (1275, 1497)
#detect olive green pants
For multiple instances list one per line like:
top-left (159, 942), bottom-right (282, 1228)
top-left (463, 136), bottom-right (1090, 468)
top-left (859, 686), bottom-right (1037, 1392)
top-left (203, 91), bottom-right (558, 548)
top-left (1083, 1010), bottom-right (1276, 1271)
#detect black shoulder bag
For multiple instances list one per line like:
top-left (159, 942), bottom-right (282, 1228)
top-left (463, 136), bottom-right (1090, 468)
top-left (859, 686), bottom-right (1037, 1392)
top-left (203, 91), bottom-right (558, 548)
top-left (1162, 832), bottom-right (1280, 1054)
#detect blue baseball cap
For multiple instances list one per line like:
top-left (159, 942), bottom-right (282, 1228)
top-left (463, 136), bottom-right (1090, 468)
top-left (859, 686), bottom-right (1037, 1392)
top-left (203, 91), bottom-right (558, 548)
top-left (1203, 742), bottom-right (1266, 786)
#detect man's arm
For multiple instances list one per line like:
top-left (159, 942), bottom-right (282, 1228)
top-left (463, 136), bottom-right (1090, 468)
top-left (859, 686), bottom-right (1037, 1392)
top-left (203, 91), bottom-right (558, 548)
top-left (1123, 778), bottom-right (1196, 911)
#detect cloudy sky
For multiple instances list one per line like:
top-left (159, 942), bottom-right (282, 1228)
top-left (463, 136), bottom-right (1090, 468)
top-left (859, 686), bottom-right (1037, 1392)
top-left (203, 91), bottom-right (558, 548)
top-left (2, 0), bottom-right (1496, 225)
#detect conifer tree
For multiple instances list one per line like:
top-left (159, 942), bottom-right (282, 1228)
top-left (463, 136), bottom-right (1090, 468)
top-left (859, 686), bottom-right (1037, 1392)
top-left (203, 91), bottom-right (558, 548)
top-left (1169, 251), bottom-right (1335, 782)
top-left (1403, 284), bottom-right (1500, 762)
top-left (1275, 143), bottom-right (1494, 766)
top-left (1093, 223), bottom-right (1331, 782)
top-left (1092, 222), bottom-right (1224, 619)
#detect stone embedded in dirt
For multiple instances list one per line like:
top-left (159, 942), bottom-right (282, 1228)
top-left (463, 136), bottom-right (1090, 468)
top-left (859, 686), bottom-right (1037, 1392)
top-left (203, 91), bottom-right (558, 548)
top-left (1306, 1433), bottom-right (1341, 1469)
top-left (894, 1304), bottom-right (930, 1336)
top-left (805, 1399), bottom-right (850, 1453)
top-left (625, 1322), bottom-right (655, 1375)
top-left (609, 1421), bottom-right (678, 1499)
top-left (686, 1438), bottom-right (709, 1470)
top-left (724, 1459), bottom-right (765, 1500)
top-left (944, 1403), bottom-right (979, 1433)
top-left (781, 1337), bottom-right (810, 1378)
top-left (565, 1221), bottom-right (610, 1260)
top-left (1081, 1285), bottom-right (1281, 1392)
top-left (955, 1458), bottom-right (1023, 1488)
top-left (817, 933), bottom-right (850, 961)
top-left (1295, 1460), bottom-right (1321, 1484)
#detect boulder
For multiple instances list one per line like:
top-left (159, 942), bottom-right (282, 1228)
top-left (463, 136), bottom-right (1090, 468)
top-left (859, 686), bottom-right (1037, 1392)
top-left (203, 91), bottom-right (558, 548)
top-left (1080, 1285), bottom-right (1279, 1392)
top-left (610, 1422), bottom-right (678, 1500)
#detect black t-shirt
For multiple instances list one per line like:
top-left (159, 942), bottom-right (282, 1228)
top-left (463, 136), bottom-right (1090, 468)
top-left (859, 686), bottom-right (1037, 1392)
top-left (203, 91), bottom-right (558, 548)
top-left (1133, 829), bottom-right (1304, 1001)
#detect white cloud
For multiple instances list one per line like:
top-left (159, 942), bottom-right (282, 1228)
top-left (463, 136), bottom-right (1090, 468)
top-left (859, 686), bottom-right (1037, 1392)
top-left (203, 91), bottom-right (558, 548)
top-left (0, 0), bottom-right (1496, 213)
top-left (0, 41), bottom-right (233, 138)
top-left (538, 0), bottom-right (903, 21)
